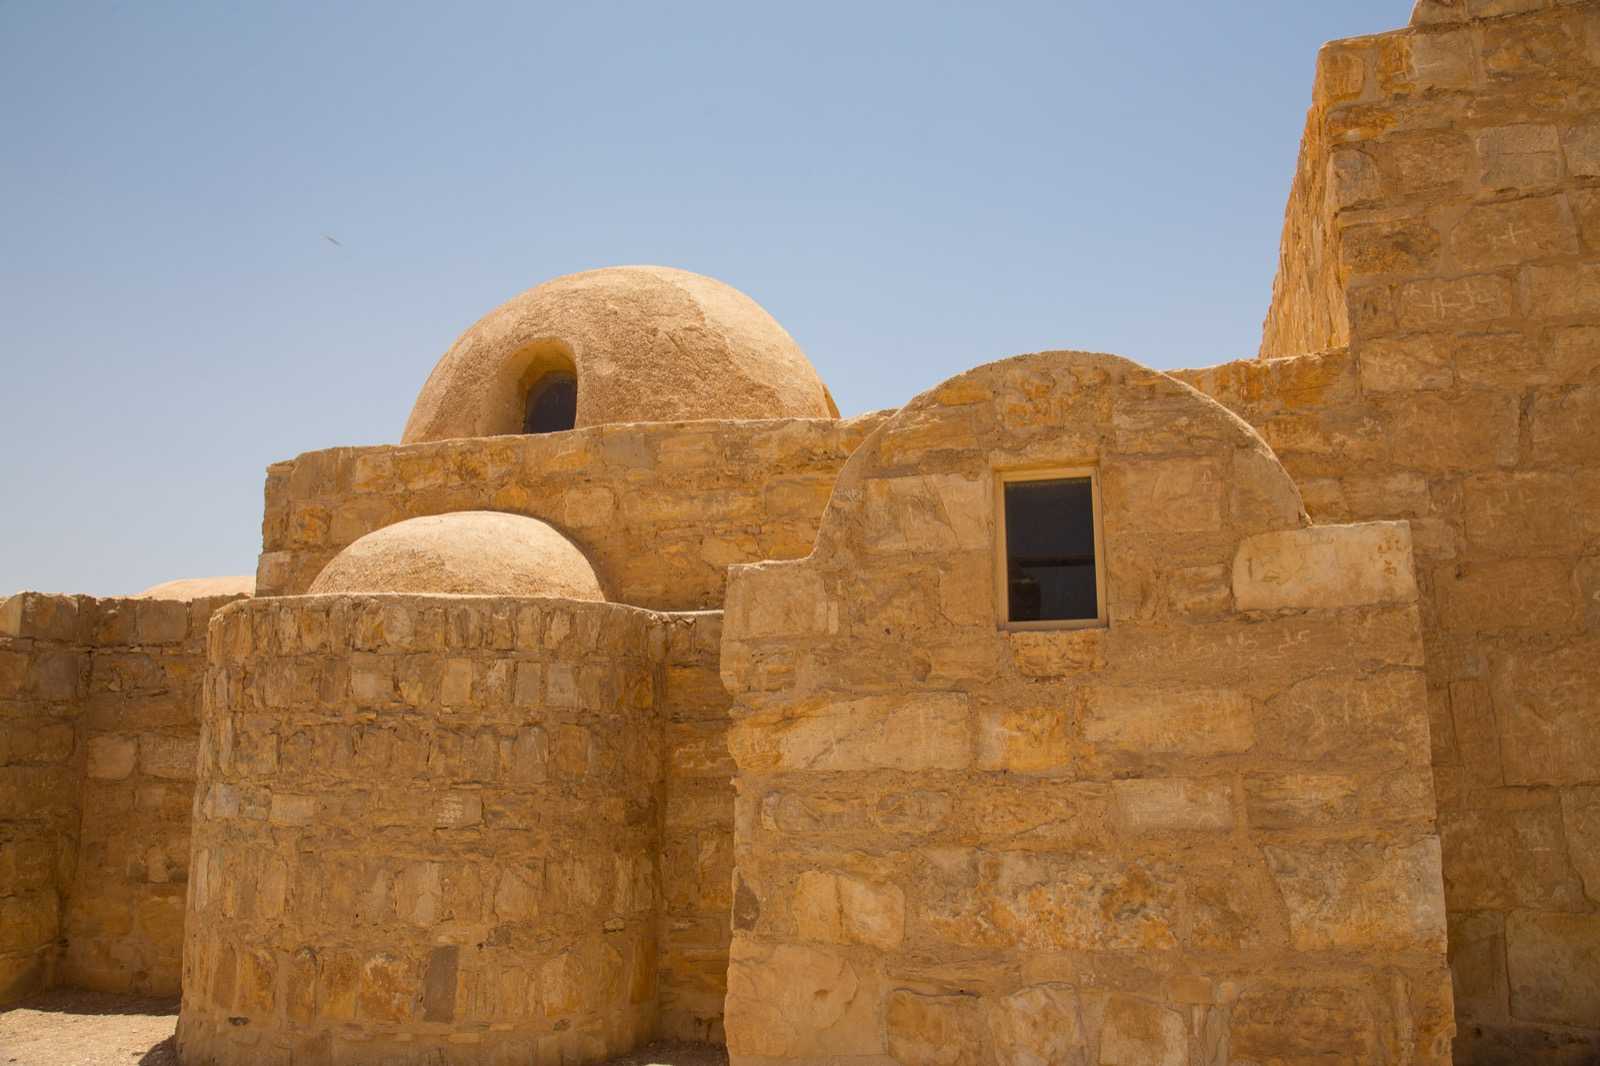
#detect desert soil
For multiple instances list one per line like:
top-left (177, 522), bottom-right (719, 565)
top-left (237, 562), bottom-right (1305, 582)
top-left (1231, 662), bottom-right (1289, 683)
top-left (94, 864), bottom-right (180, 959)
top-left (0, 989), bottom-right (727, 1066)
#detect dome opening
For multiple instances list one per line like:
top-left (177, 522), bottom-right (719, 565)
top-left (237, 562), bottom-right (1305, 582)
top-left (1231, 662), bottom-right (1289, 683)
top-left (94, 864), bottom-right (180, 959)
top-left (524, 370), bottom-right (577, 433)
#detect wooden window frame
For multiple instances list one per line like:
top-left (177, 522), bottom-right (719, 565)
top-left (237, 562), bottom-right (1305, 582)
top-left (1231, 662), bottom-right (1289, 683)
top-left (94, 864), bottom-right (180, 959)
top-left (993, 465), bottom-right (1108, 632)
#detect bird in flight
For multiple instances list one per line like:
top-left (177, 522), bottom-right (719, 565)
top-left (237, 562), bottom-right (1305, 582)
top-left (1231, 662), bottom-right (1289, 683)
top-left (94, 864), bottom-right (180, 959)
top-left (322, 234), bottom-right (343, 247)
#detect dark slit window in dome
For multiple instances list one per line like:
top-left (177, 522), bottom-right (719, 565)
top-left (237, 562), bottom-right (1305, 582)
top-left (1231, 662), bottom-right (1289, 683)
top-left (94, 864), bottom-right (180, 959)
top-left (998, 471), bottom-right (1104, 628)
top-left (524, 373), bottom-right (577, 433)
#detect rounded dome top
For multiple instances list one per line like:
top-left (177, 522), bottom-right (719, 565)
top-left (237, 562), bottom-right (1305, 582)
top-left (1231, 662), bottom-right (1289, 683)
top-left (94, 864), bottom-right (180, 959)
top-left (135, 576), bottom-right (255, 601)
top-left (308, 512), bottom-right (605, 599)
top-left (402, 266), bottom-right (835, 443)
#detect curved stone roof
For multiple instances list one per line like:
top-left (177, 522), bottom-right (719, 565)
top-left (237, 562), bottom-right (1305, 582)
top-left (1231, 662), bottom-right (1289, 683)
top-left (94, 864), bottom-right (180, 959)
top-left (810, 349), bottom-right (1307, 562)
top-left (402, 266), bottom-right (833, 443)
top-left (308, 512), bottom-right (605, 599)
top-left (134, 576), bottom-right (255, 600)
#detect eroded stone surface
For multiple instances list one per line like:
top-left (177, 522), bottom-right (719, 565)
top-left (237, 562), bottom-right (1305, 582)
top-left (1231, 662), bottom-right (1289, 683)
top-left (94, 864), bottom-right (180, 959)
top-left (721, 352), bottom-right (1447, 1063)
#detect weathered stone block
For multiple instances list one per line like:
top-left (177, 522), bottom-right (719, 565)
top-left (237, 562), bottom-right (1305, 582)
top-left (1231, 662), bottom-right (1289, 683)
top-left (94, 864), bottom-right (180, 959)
top-left (1233, 522), bottom-right (1417, 610)
top-left (986, 853), bottom-right (1179, 952)
top-left (1230, 982), bottom-right (1378, 1060)
top-left (135, 601), bottom-right (189, 645)
top-left (358, 952), bottom-right (414, 1023)
top-left (886, 990), bottom-right (983, 1066)
top-left (1263, 837), bottom-right (1446, 952)
top-left (1099, 994), bottom-right (1186, 1066)
top-left (1382, 389), bottom-right (1521, 472)
top-left (1450, 195), bottom-right (1578, 270)
top-left (986, 984), bottom-right (1083, 1066)
top-left (1450, 910), bottom-right (1509, 1022)
top-left (1530, 383), bottom-right (1600, 465)
top-left (1440, 799), bottom-right (1586, 910)
top-left (85, 735), bottom-right (137, 780)
top-left (1507, 912), bottom-right (1600, 1027)
top-left (732, 694), bottom-right (972, 773)
top-left (1083, 688), bottom-right (1253, 757)
top-left (1358, 334), bottom-right (1454, 393)
top-left (1562, 785), bottom-right (1600, 903)
top-left (139, 734), bottom-right (198, 781)
top-left (1442, 558), bottom-right (1579, 634)
top-left (1102, 457), bottom-right (1224, 533)
top-left (1491, 639), bottom-right (1600, 786)
top-left (1396, 274), bottom-right (1514, 329)
top-left (268, 793), bottom-right (316, 827)
top-left (792, 871), bottom-right (904, 951)
top-left (723, 942), bottom-right (881, 1058)
top-left (1006, 629), bottom-right (1105, 677)
top-left (977, 704), bottom-right (1071, 774)
top-left (1112, 778), bottom-right (1233, 833)
top-left (1341, 217), bottom-right (1441, 277)
top-left (1244, 772), bottom-right (1361, 828)
top-left (725, 564), bottom-right (830, 639)
top-left (1525, 262), bottom-right (1600, 319)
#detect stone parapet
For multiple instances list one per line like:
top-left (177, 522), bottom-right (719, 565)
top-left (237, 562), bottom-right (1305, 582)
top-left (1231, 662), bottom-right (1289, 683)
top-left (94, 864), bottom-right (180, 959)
top-left (256, 414), bottom-right (889, 610)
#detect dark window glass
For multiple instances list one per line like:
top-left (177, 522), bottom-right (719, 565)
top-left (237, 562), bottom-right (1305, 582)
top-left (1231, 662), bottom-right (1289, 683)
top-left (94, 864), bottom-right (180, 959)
top-left (1004, 477), bottom-right (1098, 622)
top-left (524, 373), bottom-right (577, 434)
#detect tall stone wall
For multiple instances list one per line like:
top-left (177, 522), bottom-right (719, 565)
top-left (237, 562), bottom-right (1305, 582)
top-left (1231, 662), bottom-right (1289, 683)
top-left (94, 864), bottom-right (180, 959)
top-left (257, 414), bottom-right (888, 610)
top-left (1182, 3), bottom-right (1600, 1059)
top-left (63, 596), bottom-right (226, 996)
top-left (719, 352), bottom-right (1452, 1064)
top-left (0, 592), bottom-right (239, 1005)
top-left (0, 596), bottom-right (87, 1002)
top-left (657, 611), bottom-right (736, 1043)
top-left (179, 595), bottom-right (667, 1065)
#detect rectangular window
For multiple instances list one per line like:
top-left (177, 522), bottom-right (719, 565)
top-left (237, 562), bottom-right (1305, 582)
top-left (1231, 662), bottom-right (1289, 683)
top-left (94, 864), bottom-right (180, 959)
top-left (996, 469), bottom-right (1105, 629)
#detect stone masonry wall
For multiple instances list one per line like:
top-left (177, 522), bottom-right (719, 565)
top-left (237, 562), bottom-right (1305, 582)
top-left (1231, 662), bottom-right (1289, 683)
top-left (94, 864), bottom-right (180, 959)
top-left (0, 592), bottom-right (241, 1005)
top-left (178, 595), bottom-right (666, 1065)
top-left (1179, 344), bottom-right (1600, 1062)
top-left (1181, 3), bottom-right (1600, 1059)
top-left (63, 595), bottom-right (234, 997)
top-left (657, 611), bottom-right (736, 1043)
top-left (0, 596), bottom-right (86, 1002)
top-left (718, 352), bottom-right (1453, 1065)
top-left (257, 414), bottom-right (888, 611)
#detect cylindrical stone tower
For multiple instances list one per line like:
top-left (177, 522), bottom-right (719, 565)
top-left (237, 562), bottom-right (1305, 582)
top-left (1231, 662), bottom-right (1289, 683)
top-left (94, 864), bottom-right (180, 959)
top-left (177, 594), bottom-right (663, 1065)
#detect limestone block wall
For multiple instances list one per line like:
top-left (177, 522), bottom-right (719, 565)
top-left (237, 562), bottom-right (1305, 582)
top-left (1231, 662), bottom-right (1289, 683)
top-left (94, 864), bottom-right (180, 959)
top-left (1182, 3), bottom-right (1600, 1058)
top-left (63, 595), bottom-right (228, 996)
top-left (0, 592), bottom-right (240, 1005)
top-left (0, 596), bottom-right (87, 1002)
top-left (257, 414), bottom-right (888, 610)
top-left (1180, 344), bottom-right (1600, 1062)
top-left (178, 595), bottom-right (667, 1065)
top-left (719, 352), bottom-right (1452, 1064)
top-left (657, 611), bottom-right (736, 1043)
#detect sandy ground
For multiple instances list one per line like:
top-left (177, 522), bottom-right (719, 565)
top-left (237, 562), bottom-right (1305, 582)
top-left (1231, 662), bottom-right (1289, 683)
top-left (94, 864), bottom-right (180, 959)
top-left (0, 990), bottom-right (727, 1066)
top-left (0, 990), bottom-right (179, 1066)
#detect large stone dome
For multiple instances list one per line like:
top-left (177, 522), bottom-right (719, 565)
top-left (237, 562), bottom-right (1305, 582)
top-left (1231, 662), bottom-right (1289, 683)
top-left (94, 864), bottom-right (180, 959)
top-left (308, 512), bottom-right (605, 599)
top-left (402, 265), bottom-right (836, 443)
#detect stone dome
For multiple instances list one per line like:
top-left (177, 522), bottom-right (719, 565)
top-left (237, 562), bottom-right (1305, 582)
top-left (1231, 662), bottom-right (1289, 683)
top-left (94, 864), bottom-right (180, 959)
top-left (308, 512), bottom-right (605, 599)
top-left (134, 576), bottom-right (255, 600)
top-left (401, 266), bottom-right (835, 443)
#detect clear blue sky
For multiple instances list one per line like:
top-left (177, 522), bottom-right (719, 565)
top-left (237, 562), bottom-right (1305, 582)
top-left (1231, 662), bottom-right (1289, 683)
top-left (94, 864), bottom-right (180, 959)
top-left (0, 1), bottom-right (1405, 596)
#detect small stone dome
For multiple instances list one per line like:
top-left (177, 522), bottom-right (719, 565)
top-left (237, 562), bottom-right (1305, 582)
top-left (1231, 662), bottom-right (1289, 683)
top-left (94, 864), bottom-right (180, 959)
top-left (308, 512), bottom-right (605, 599)
top-left (402, 266), bottom-right (835, 443)
top-left (135, 576), bottom-right (255, 600)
